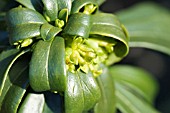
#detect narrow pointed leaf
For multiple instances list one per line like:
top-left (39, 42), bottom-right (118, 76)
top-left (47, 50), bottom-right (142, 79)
top-left (0, 49), bottom-right (29, 95)
top-left (117, 2), bottom-right (170, 55)
top-left (94, 64), bottom-right (116, 113)
top-left (90, 13), bottom-right (129, 57)
top-left (0, 49), bottom-right (19, 100)
top-left (29, 36), bottom-right (66, 92)
top-left (110, 65), bottom-right (159, 103)
top-left (0, 53), bottom-right (29, 113)
top-left (115, 83), bottom-right (159, 113)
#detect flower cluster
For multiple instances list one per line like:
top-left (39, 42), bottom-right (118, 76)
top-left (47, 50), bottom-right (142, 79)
top-left (65, 36), bottom-right (116, 77)
top-left (7, 0), bottom-right (128, 77)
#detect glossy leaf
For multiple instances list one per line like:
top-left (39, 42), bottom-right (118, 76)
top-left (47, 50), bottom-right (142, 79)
top-left (0, 48), bottom-right (29, 95)
top-left (58, 0), bottom-right (72, 14)
top-left (71, 0), bottom-right (98, 14)
top-left (65, 71), bottom-right (84, 113)
top-left (16, 0), bottom-right (36, 10)
top-left (42, 0), bottom-right (58, 21)
top-left (6, 7), bottom-right (47, 44)
top-left (0, 52), bottom-right (29, 113)
top-left (18, 93), bottom-right (45, 113)
top-left (0, 49), bottom-right (19, 104)
top-left (58, 8), bottom-right (69, 23)
top-left (63, 13), bottom-right (92, 38)
top-left (40, 23), bottom-right (62, 41)
top-left (16, 0), bottom-right (43, 12)
top-left (94, 64), bottom-right (116, 113)
top-left (6, 7), bottom-right (46, 27)
top-left (18, 91), bottom-right (63, 113)
top-left (8, 24), bottom-right (41, 44)
top-left (29, 36), bottom-right (67, 92)
top-left (65, 71), bottom-right (101, 113)
top-left (110, 65), bottom-right (159, 103)
top-left (115, 83), bottom-right (159, 113)
top-left (90, 13), bottom-right (129, 57)
top-left (117, 2), bottom-right (170, 55)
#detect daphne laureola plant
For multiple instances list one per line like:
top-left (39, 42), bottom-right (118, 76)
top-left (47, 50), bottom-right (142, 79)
top-left (0, 0), bottom-right (161, 113)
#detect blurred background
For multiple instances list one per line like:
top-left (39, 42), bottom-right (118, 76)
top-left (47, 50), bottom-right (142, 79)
top-left (100, 0), bottom-right (170, 113)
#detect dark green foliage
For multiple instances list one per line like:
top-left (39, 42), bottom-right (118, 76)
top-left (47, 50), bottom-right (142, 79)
top-left (0, 0), bottom-right (166, 113)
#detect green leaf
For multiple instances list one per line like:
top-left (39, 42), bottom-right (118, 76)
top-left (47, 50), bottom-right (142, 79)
top-left (40, 23), bottom-right (62, 41)
top-left (29, 36), bottom-right (67, 92)
top-left (42, 0), bottom-right (58, 21)
top-left (62, 13), bottom-right (92, 38)
top-left (0, 48), bottom-right (30, 95)
top-left (58, 0), bottom-right (72, 14)
top-left (110, 65), bottom-right (159, 103)
top-left (90, 13), bottom-right (129, 57)
top-left (8, 24), bottom-right (42, 44)
top-left (65, 71), bottom-right (84, 113)
top-left (0, 49), bottom-right (19, 102)
top-left (65, 71), bottom-right (101, 113)
top-left (115, 83), bottom-right (159, 113)
top-left (18, 91), bottom-right (63, 113)
top-left (6, 7), bottom-right (46, 27)
top-left (94, 64), bottom-right (116, 113)
top-left (58, 8), bottom-right (69, 23)
top-left (6, 7), bottom-right (46, 44)
top-left (16, 0), bottom-right (43, 12)
top-left (117, 2), bottom-right (170, 55)
top-left (0, 52), bottom-right (29, 113)
top-left (16, 0), bottom-right (36, 10)
top-left (18, 93), bottom-right (45, 113)
top-left (71, 0), bottom-right (98, 14)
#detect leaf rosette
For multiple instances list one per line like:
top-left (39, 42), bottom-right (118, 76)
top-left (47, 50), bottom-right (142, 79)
top-left (1, 0), bottom-right (129, 112)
